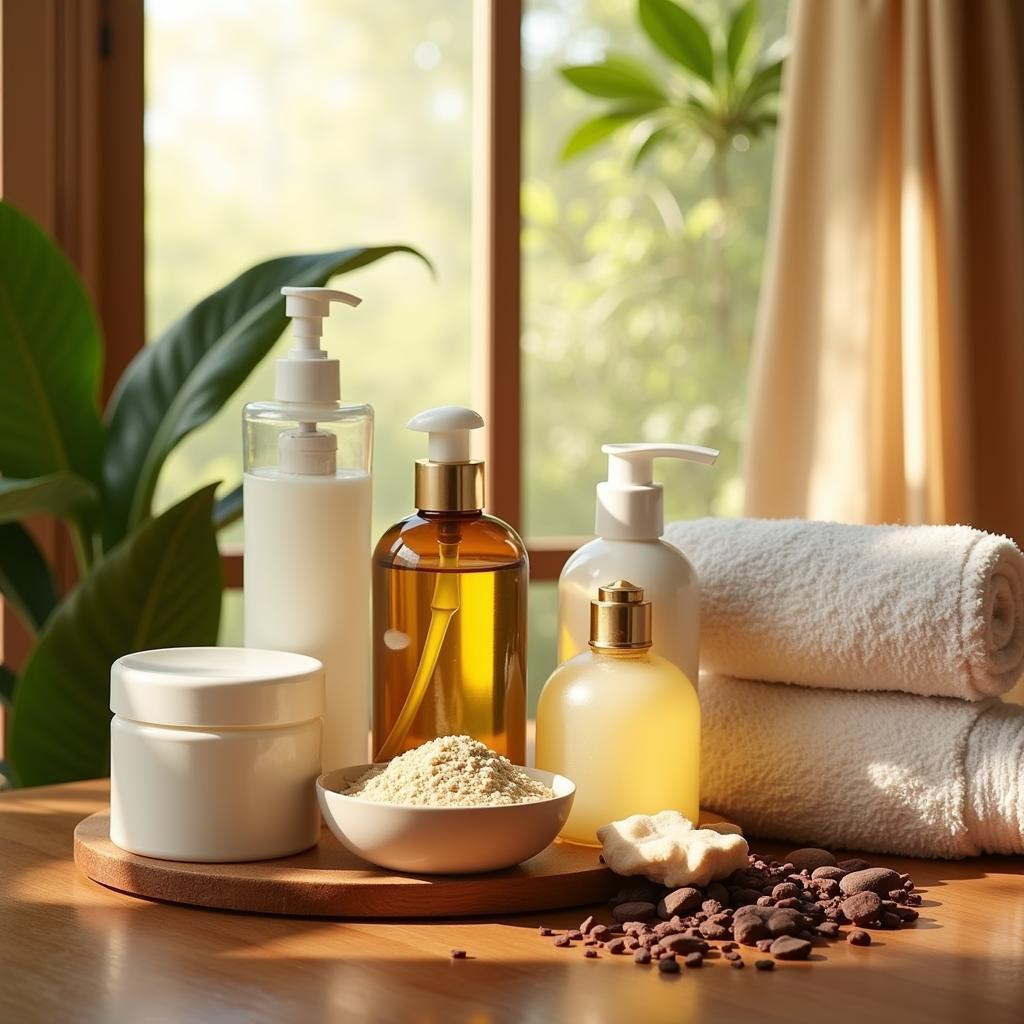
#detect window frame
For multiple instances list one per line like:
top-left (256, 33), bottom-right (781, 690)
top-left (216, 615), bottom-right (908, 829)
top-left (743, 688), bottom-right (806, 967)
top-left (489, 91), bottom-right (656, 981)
top-left (0, 0), bottom-right (578, 627)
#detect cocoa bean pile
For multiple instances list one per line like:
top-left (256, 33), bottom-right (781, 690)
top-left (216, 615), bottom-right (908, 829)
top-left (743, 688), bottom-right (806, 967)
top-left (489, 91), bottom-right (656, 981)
top-left (538, 847), bottom-right (923, 971)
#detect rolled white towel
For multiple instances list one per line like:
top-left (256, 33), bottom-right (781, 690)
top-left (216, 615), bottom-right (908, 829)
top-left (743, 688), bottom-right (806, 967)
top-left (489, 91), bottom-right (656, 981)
top-left (665, 518), bottom-right (1024, 700)
top-left (700, 674), bottom-right (1024, 858)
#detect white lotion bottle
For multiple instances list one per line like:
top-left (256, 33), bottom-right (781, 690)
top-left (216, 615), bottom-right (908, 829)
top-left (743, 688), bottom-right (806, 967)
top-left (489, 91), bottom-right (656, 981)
top-left (558, 443), bottom-right (717, 685)
top-left (243, 287), bottom-right (372, 772)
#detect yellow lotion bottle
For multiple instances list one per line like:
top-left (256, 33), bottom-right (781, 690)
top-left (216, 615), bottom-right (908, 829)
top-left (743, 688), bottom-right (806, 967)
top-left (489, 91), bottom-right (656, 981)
top-left (536, 580), bottom-right (699, 845)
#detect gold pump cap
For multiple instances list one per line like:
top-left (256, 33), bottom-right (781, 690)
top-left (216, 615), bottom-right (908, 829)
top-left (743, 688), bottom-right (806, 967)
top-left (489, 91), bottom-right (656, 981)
top-left (589, 579), bottom-right (652, 651)
top-left (408, 405), bottom-right (486, 512)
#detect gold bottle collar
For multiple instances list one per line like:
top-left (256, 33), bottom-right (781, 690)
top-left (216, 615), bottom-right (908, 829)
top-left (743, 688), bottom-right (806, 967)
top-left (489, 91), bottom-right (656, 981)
top-left (589, 579), bottom-right (652, 650)
top-left (414, 460), bottom-right (485, 512)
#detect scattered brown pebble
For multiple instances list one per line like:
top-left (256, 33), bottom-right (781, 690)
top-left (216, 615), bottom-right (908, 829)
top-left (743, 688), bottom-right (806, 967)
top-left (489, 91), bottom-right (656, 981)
top-left (724, 951), bottom-right (742, 961)
top-left (840, 891), bottom-right (882, 925)
top-left (579, 915), bottom-right (596, 935)
top-left (659, 934), bottom-right (709, 955)
top-left (566, 930), bottom-right (583, 941)
top-left (756, 938), bottom-right (775, 952)
top-left (658, 957), bottom-right (680, 975)
top-left (658, 887), bottom-right (703, 919)
top-left (754, 959), bottom-right (775, 971)
top-left (785, 848), bottom-right (837, 873)
top-left (770, 936), bottom-right (812, 961)
top-left (888, 889), bottom-right (908, 905)
top-left (766, 909), bottom-right (804, 937)
top-left (553, 935), bottom-right (572, 948)
top-left (450, 949), bottom-right (467, 959)
top-left (815, 921), bottom-right (840, 938)
top-left (683, 952), bottom-right (704, 968)
top-left (847, 930), bottom-right (872, 946)
top-left (906, 892), bottom-right (922, 906)
top-left (811, 865), bottom-right (846, 881)
top-left (583, 948), bottom-right (598, 959)
top-left (840, 868), bottom-right (901, 898)
top-left (613, 901), bottom-right (657, 924)
top-left (898, 907), bottom-right (919, 924)
top-left (605, 938), bottom-right (628, 955)
top-left (731, 958), bottom-right (745, 969)
top-left (879, 912), bottom-right (902, 930)
top-left (772, 882), bottom-right (801, 901)
top-left (699, 921), bottom-right (731, 940)
top-left (837, 858), bottom-right (872, 873)
top-left (590, 924), bottom-right (612, 943)
top-left (634, 948), bottom-right (652, 964)
top-left (538, 926), bottom-right (553, 937)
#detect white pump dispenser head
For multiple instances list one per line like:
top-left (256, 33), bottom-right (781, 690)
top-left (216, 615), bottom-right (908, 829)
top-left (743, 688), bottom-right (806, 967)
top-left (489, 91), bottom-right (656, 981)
top-left (274, 287), bottom-right (361, 476)
top-left (596, 442), bottom-right (719, 540)
top-left (275, 287), bottom-right (361, 405)
top-left (407, 405), bottom-right (484, 463)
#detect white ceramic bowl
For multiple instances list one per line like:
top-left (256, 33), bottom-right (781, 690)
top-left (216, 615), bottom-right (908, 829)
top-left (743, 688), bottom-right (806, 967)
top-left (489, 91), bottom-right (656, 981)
top-left (317, 765), bottom-right (575, 874)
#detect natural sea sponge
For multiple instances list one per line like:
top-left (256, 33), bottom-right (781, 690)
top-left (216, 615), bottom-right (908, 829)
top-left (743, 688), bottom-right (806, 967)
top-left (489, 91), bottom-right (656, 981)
top-left (597, 810), bottom-right (749, 888)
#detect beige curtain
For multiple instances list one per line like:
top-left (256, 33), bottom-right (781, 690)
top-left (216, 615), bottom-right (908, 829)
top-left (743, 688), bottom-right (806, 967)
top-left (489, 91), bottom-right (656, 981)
top-left (743, 0), bottom-right (1024, 543)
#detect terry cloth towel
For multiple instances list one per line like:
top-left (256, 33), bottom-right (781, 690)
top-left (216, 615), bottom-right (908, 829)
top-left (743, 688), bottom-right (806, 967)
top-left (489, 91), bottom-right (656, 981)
top-left (665, 517), bottom-right (1024, 701)
top-left (700, 674), bottom-right (1024, 859)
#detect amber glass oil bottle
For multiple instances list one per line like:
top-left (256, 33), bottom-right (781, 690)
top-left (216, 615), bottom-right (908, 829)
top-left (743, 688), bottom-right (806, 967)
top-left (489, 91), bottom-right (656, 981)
top-left (372, 407), bottom-right (527, 763)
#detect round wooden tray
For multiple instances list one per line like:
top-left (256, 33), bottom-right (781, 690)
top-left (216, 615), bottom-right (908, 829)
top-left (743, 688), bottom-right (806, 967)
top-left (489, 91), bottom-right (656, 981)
top-left (74, 811), bottom-right (619, 919)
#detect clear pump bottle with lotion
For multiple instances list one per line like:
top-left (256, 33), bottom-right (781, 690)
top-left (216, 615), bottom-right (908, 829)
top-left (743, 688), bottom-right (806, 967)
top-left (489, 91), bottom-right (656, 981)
top-left (558, 443), bottom-right (717, 684)
top-left (372, 406), bottom-right (527, 763)
top-left (537, 580), bottom-right (700, 845)
top-left (243, 287), bottom-right (372, 772)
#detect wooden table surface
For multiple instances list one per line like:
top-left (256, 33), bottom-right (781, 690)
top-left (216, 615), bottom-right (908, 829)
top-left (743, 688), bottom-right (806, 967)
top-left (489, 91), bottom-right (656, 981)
top-left (3, 781), bottom-right (1022, 1024)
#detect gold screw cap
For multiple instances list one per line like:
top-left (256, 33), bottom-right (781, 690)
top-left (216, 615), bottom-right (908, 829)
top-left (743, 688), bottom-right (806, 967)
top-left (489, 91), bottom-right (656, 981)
top-left (589, 579), bottom-right (652, 650)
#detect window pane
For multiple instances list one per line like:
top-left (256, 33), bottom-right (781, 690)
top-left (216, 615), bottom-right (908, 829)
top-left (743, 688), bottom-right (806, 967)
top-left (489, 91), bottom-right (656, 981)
top-left (146, 0), bottom-right (473, 540)
top-left (522, 0), bottom-right (789, 536)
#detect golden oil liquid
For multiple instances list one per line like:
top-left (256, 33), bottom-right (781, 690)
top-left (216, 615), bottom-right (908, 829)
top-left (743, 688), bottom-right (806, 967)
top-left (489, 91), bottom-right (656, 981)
top-left (373, 561), bottom-right (527, 763)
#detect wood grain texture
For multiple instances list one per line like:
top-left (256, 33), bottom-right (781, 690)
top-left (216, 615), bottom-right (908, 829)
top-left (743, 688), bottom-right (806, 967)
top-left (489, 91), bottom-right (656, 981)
top-left (73, 810), bottom-right (618, 918)
top-left (3, 780), bottom-right (1024, 1024)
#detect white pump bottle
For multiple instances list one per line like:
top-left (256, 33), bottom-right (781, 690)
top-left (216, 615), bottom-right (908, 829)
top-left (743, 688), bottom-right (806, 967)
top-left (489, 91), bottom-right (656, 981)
top-left (557, 443), bottom-right (718, 685)
top-left (243, 287), bottom-right (373, 772)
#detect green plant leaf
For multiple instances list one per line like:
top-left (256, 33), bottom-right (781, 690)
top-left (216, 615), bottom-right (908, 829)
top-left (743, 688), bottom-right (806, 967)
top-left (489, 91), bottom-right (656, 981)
top-left (0, 200), bottom-right (103, 486)
top-left (102, 245), bottom-right (428, 550)
top-left (632, 124), bottom-right (675, 168)
top-left (0, 664), bottom-right (16, 707)
top-left (727, 0), bottom-right (759, 75)
top-left (0, 473), bottom-right (98, 527)
top-left (561, 104), bottom-right (662, 160)
top-left (560, 54), bottom-right (666, 102)
top-left (638, 0), bottom-right (715, 84)
top-left (213, 482), bottom-right (243, 531)
top-left (741, 57), bottom-right (784, 109)
top-left (0, 523), bottom-right (59, 633)
top-left (9, 485), bottom-right (222, 786)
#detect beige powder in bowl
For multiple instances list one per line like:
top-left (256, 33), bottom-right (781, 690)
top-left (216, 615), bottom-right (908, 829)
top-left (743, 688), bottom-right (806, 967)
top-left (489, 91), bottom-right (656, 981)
top-left (343, 735), bottom-right (554, 808)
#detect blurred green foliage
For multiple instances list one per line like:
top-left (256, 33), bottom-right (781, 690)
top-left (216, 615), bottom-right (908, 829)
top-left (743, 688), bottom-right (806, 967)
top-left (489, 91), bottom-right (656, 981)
top-left (522, 0), bottom-right (787, 535)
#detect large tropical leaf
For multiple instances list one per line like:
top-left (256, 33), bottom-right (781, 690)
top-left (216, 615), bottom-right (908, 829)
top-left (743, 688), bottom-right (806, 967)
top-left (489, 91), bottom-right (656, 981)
top-left (9, 485), bottom-right (222, 786)
top-left (102, 245), bottom-right (427, 548)
top-left (0, 200), bottom-right (103, 485)
top-left (638, 0), bottom-right (715, 85)
top-left (0, 522), bottom-right (59, 633)
top-left (0, 473), bottom-right (98, 527)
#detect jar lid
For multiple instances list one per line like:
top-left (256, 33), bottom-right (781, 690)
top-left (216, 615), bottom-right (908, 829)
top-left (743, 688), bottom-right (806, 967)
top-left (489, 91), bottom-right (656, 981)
top-left (110, 647), bottom-right (324, 728)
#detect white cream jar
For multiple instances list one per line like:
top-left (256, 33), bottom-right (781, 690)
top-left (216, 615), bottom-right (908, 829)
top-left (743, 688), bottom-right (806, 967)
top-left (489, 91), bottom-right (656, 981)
top-left (110, 647), bottom-right (324, 863)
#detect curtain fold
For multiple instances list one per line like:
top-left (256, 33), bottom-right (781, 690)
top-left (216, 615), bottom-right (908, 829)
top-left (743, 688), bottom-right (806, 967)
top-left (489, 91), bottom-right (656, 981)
top-left (743, 0), bottom-right (1024, 542)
